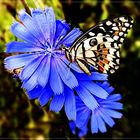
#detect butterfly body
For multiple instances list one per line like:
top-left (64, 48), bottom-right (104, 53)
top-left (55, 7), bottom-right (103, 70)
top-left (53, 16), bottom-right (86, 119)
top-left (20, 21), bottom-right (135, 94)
top-left (64, 16), bottom-right (133, 75)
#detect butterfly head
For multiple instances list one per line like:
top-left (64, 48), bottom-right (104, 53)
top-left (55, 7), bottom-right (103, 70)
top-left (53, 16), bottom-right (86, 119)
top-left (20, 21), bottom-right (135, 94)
top-left (60, 44), bottom-right (74, 63)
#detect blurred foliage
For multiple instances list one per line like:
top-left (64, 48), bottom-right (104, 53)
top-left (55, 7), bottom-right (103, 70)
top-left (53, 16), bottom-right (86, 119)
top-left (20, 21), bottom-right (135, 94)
top-left (0, 0), bottom-right (140, 139)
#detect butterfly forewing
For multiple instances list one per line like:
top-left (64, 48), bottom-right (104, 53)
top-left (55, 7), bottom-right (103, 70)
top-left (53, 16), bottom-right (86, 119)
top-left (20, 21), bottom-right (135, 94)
top-left (65, 16), bottom-right (133, 75)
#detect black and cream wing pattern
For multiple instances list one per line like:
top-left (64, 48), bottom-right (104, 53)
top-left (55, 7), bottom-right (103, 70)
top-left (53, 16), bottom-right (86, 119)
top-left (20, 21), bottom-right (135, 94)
top-left (64, 16), bottom-right (133, 75)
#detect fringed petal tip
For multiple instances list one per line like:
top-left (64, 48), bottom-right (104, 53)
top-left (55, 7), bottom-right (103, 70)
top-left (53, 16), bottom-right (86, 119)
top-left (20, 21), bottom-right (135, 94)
top-left (38, 87), bottom-right (53, 107)
top-left (69, 121), bottom-right (76, 134)
top-left (18, 10), bottom-right (30, 22)
top-left (50, 94), bottom-right (65, 112)
top-left (31, 8), bottom-right (43, 16)
top-left (78, 127), bottom-right (88, 138)
top-left (75, 85), bottom-right (99, 110)
top-left (64, 88), bottom-right (76, 120)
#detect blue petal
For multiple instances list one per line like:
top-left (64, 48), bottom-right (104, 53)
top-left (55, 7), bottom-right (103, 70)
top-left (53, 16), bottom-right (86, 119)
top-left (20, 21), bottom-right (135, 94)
top-left (56, 58), bottom-right (78, 89)
top-left (102, 102), bottom-right (123, 110)
top-left (50, 94), bottom-right (65, 112)
top-left (26, 86), bottom-right (41, 99)
top-left (102, 108), bottom-right (122, 119)
top-left (91, 72), bottom-right (108, 81)
top-left (76, 96), bottom-right (86, 109)
top-left (60, 56), bottom-right (83, 73)
top-left (80, 81), bottom-right (109, 99)
top-left (22, 74), bottom-right (38, 91)
top-left (38, 86), bottom-right (53, 106)
top-left (76, 107), bottom-right (91, 128)
top-left (101, 81), bottom-right (110, 86)
top-left (11, 21), bottom-right (39, 44)
top-left (19, 10), bottom-right (45, 45)
top-left (31, 8), bottom-right (50, 43)
top-left (54, 20), bottom-right (70, 48)
top-left (69, 121), bottom-right (76, 134)
top-left (64, 87), bottom-right (76, 120)
top-left (99, 108), bottom-right (115, 127)
top-left (69, 63), bottom-right (83, 73)
top-left (106, 87), bottom-right (115, 94)
top-left (78, 126), bottom-right (88, 138)
top-left (50, 58), bottom-right (64, 94)
top-left (75, 85), bottom-right (99, 110)
top-left (91, 111), bottom-right (98, 133)
top-left (6, 41), bottom-right (43, 53)
top-left (20, 55), bottom-right (44, 81)
top-left (97, 82), bottom-right (114, 94)
top-left (58, 28), bottom-right (82, 47)
top-left (97, 81), bottom-right (109, 89)
top-left (24, 57), bottom-right (51, 90)
top-left (107, 94), bottom-right (122, 101)
top-left (76, 72), bottom-right (108, 81)
top-left (21, 56), bottom-right (46, 91)
top-left (45, 7), bottom-right (56, 47)
top-left (37, 56), bottom-right (51, 87)
top-left (5, 53), bottom-right (38, 70)
top-left (96, 112), bottom-right (107, 133)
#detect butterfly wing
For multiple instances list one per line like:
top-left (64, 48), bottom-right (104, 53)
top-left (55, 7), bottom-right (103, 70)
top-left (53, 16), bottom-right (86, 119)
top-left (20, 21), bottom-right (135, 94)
top-left (68, 16), bottom-right (133, 75)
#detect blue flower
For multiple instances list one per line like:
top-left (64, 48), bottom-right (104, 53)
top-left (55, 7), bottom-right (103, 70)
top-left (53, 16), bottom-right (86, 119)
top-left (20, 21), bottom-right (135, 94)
top-left (69, 82), bottom-right (123, 137)
top-left (4, 7), bottom-right (108, 120)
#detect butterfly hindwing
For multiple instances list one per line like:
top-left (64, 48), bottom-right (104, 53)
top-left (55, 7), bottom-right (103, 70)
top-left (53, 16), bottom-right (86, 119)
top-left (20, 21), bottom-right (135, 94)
top-left (65, 16), bottom-right (133, 75)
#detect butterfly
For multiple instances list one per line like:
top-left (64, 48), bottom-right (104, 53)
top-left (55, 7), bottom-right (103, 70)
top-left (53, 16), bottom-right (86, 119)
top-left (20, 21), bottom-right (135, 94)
top-left (63, 16), bottom-right (133, 75)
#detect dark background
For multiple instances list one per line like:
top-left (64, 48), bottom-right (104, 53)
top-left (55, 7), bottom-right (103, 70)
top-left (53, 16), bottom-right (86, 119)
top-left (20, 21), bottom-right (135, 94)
top-left (0, 0), bottom-right (140, 139)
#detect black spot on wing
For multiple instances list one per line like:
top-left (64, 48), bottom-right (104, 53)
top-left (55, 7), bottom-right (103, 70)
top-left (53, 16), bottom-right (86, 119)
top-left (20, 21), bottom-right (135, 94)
top-left (103, 37), bottom-right (108, 42)
top-left (89, 38), bottom-right (97, 46)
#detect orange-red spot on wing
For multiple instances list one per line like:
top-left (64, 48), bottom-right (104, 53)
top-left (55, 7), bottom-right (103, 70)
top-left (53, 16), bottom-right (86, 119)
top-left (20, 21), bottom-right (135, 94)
top-left (98, 61), bottom-right (104, 66)
top-left (103, 48), bottom-right (109, 51)
top-left (100, 48), bottom-right (109, 55)
top-left (103, 58), bottom-right (109, 64)
top-left (98, 66), bottom-right (104, 72)
top-left (114, 31), bottom-right (119, 36)
top-left (102, 50), bottom-right (108, 55)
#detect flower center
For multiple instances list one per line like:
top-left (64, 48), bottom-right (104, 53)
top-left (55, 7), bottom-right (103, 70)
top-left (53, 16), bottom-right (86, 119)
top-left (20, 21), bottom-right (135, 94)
top-left (47, 48), bottom-right (53, 53)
